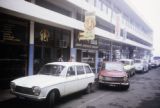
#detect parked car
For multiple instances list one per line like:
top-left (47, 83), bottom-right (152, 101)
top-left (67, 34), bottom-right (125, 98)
top-left (119, 59), bottom-right (135, 77)
top-left (10, 62), bottom-right (95, 108)
top-left (151, 56), bottom-right (160, 67)
top-left (98, 62), bottom-right (130, 90)
top-left (134, 59), bottom-right (149, 72)
top-left (148, 59), bottom-right (156, 69)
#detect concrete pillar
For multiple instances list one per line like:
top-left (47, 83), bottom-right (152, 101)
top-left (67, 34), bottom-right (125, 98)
top-left (95, 50), bottom-right (98, 74)
top-left (110, 41), bottom-right (113, 61)
top-left (28, 21), bottom-right (34, 75)
top-left (70, 29), bottom-right (77, 61)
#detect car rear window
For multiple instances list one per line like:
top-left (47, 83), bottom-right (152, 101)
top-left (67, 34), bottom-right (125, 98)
top-left (134, 60), bottom-right (141, 63)
top-left (85, 66), bottom-right (92, 73)
top-left (77, 66), bottom-right (85, 75)
top-left (102, 63), bottom-right (124, 72)
top-left (120, 61), bottom-right (130, 65)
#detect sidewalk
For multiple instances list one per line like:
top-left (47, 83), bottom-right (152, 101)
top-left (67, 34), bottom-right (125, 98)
top-left (0, 89), bottom-right (15, 102)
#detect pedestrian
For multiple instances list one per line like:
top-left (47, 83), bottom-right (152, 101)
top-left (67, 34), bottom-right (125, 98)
top-left (103, 56), bottom-right (107, 62)
top-left (68, 55), bottom-right (75, 62)
top-left (58, 55), bottom-right (64, 62)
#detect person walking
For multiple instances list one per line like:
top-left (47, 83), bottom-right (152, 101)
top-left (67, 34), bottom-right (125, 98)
top-left (58, 55), bottom-right (64, 62)
top-left (68, 55), bottom-right (75, 62)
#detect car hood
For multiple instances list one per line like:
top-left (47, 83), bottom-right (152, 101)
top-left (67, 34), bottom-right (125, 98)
top-left (99, 70), bottom-right (127, 77)
top-left (134, 63), bottom-right (142, 67)
top-left (124, 65), bottom-right (131, 70)
top-left (12, 75), bottom-right (66, 88)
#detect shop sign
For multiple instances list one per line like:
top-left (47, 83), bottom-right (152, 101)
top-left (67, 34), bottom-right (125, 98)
top-left (0, 18), bottom-right (28, 43)
top-left (40, 29), bottom-right (49, 42)
top-left (74, 30), bottom-right (98, 50)
top-left (79, 12), bottom-right (96, 40)
top-left (115, 14), bottom-right (121, 37)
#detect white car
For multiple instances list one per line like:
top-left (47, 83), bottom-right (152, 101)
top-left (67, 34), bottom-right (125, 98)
top-left (134, 59), bottom-right (149, 72)
top-left (119, 59), bottom-right (135, 77)
top-left (10, 62), bottom-right (95, 107)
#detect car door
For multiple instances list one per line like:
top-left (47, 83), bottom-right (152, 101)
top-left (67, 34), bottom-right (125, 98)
top-left (76, 65), bottom-right (87, 90)
top-left (84, 65), bottom-right (94, 83)
top-left (64, 66), bottom-right (78, 95)
top-left (143, 60), bottom-right (148, 71)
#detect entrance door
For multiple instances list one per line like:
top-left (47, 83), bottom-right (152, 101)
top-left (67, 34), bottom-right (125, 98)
top-left (0, 43), bottom-right (28, 89)
top-left (0, 13), bottom-right (29, 89)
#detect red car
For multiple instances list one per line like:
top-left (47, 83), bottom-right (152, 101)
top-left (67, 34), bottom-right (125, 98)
top-left (98, 62), bottom-right (130, 90)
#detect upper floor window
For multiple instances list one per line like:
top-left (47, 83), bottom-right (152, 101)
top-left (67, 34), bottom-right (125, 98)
top-left (96, 0), bottom-right (102, 10)
top-left (102, 3), bottom-right (107, 13)
top-left (86, 0), bottom-right (95, 6)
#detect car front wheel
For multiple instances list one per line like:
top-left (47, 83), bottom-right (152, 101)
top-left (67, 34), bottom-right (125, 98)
top-left (122, 83), bottom-right (130, 90)
top-left (47, 91), bottom-right (56, 108)
top-left (86, 84), bottom-right (91, 94)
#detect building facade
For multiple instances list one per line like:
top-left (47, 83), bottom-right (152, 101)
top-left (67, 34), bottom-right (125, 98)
top-left (0, 0), bottom-right (153, 88)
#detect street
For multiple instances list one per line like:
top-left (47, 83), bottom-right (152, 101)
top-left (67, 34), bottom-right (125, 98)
top-left (1, 67), bottom-right (160, 108)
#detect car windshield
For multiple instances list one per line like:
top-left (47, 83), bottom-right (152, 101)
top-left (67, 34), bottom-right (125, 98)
top-left (134, 60), bottom-right (141, 63)
top-left (120, 61), bottom-right (130, 65)
top-left (102, 63), bottom-right (124, 72)
top-left (38, 64), bottom-right (65, 76)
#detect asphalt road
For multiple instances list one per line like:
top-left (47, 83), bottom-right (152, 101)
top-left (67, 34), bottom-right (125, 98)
top-left (1, 67), bottom-right (160, 108)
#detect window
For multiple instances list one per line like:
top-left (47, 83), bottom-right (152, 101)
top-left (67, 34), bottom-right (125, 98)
top-left (87, 0), bottom-right (94, 6)
top-left (36, 0), bottom-right (71, 17)
top-left (77, 66), bottom-right (85, 75)
top-left (96, 0), bottom-right (102, 10)
top-left (85, 66), bottom-right (92, 73)
top-left (102, 3), bottom-right (106, 13)
top-left (67, 66), bottom-right (76, 76)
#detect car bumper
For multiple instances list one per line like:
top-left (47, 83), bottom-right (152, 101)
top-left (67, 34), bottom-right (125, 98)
top-left (11, 91), bottom-right (46, 101)
top-left (98, 80), bottom-right (129, 86)
top-left (135, 67), bottom-right (143, 71)
top-left (150, 64), bottom-right (156, 67)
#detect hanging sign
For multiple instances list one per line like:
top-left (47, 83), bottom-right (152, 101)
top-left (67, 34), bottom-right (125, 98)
top-left (40, 29), bottom-right (49, 42)
top-left (79, 12), bottom-right (96, 40)
top-left (115, 14), bottom-right (121, 37)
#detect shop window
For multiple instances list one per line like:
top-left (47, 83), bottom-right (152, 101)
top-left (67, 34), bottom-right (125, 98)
top-left (34, 23), bottom-right (71, 73)
top-left (83, 52), bottom-right (88, 58)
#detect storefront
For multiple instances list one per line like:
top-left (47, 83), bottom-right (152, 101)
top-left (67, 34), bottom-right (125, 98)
top-left (98, 37), bottom-right (111, 71)
top-left (34, 23), bottom-right (71, 74)
top-left (0, 13), bottom-right (29, 89)
top-left (112, 42), bottom-right (122, 61)
top-left (74, 30), bottom-right (98, 73)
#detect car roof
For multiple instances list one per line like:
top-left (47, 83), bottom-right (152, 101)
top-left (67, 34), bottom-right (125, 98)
top-left (119, 59), bottom-right (133, 61)
top-left (103, 61), bottom-right (123, 65)
top-left (134, 59), bottom-right (142, 61)
top-left (46, 62), bottom-right (89, 67)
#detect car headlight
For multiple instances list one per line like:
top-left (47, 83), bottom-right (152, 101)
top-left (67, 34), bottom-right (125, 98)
top-left (10, 82), bottom-right (16, 92)
top-left (123, 76), bottom-right (128, 82)
top-left (99, 75), bottom-right (105, 80)
top-left (32, 86), bottom-right (41, 96)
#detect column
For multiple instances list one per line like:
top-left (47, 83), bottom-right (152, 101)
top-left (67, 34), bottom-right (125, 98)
top-left (28, 21), bottom-right (34, 75)
top-left (95, 50), bottom-right (98, 74)
top-left (70, 29), bottom-right (77, 61)
top-left (110, 41), bottom-right (113, 61)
